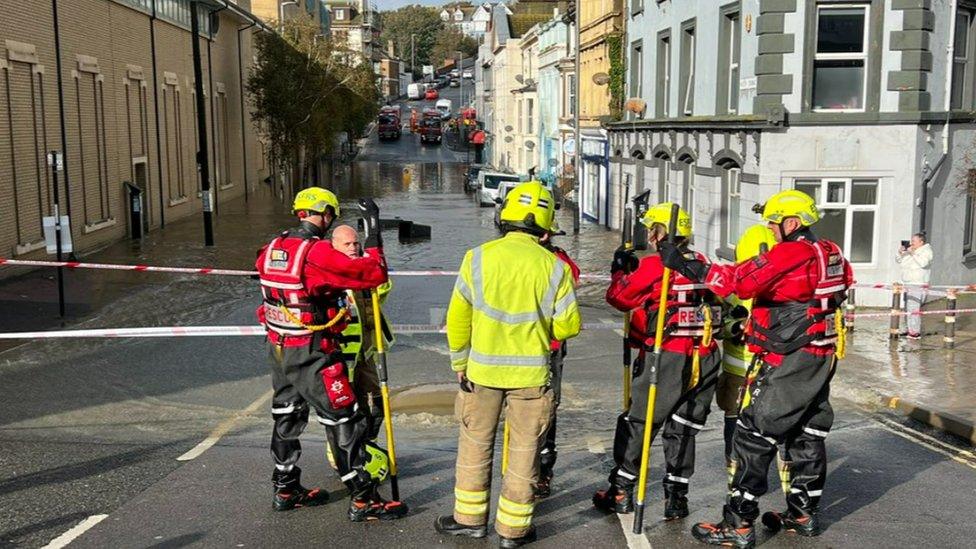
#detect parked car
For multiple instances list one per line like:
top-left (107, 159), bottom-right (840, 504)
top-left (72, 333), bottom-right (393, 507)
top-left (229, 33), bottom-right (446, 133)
top-left (407, 83), bottom-right (423, 100)
top-left (477, 171), bottom-right (521, 207)
top-left (462, 70), bottom-right (473, 79)
top-left (418, 109), bottom-right (442, 144)
top-left (465, 164), bottom-right (485, 192)
top-left (449, 78), bottom-right (459, 88)
top-left (425, 88), bottom-right (439, 101)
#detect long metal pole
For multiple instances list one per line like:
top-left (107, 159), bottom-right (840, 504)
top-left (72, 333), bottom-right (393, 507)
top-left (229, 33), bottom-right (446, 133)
top-left (411, 34), bottom-right (415, 76)
top-left (573, 1), bottom-right (580, 234)
top-left (50, 151), bottom-right (65, 319)
top-left (149, 7), bottom-right (166, 228)
top-left (191, 1), bottom-right (215, 246)
top-left (51, 0), bottom-right (73, 222)
top-left (238, 22), bottom-right (256, 202)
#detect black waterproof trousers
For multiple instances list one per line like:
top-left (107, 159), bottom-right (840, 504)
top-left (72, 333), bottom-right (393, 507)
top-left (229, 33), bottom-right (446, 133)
top-left (539, 344), bottom-right (566, 481)
top-left (268, 338), bottom-right (374, 498)
top-left (726, 351), bottom-right (834, 520)
top-left (610, 348), bottom-right (720, 497)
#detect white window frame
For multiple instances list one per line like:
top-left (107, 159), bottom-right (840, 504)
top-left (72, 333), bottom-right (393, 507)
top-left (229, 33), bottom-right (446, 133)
top-left (682, 30), bottom-right (696, 116)
top-left (335, 8), bottom-right (345, 21)
top-left (526, 98), bottom-right (534, 134)
top-left (793, 177), bottom-right (880, 266)
top-left (726, 167), bottom-right (741, 249)
top-left (952, 9), bottom-right (973, 109)
top-left (727, 13), bottom-right (740, 114)
top-left (812, 3), bottom-right (869, 113)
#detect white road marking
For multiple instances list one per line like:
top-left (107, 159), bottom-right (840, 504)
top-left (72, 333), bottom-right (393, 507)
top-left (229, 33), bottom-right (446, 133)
top-left (616, 513), bottom-right (653, 549)
top-left (41, 514), bottom-right (108, 549)
top-left (871, 416), bottom-right (976, 470)
top-left (176, 388), bottom-right (273, 461)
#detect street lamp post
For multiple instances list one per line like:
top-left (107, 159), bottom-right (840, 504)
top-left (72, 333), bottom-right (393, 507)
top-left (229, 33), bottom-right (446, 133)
top-left (190, 0), bottom-right (214, 246)
top-left (457, 50), bottom-right (464, 106)
top-left (411, 33), bottom-right (416, 78)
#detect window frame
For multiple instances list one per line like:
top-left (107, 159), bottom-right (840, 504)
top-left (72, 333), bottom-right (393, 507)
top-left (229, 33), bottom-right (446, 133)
top-left (656, 30), bottom-right (671, 118)
top-left (629, 39), bottom-right (643, 120)
top-left (716, 3), bottom-right (742, 115)
top-left (793, 177), bottom-right (881, 266)
top-left (724, 167), bottom-right (742, 249)
top-left (679, 19), bottom-right (696, 116)
top-left (952, 6), bottom-right (976, 110)
top-left (811, 3), bottom-right (870, 113)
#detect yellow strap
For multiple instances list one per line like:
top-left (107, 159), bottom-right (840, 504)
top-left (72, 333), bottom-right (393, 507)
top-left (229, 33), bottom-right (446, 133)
top-left (278, 306), bottom-right (348, 332)
top-left (834, 310), bottom-right (847, 359)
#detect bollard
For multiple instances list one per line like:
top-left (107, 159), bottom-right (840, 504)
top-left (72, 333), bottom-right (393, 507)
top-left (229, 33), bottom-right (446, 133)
top-left (944, 288), bottom-right (957, 349)
top-left (845, 288), bottom-right (856, 333)
top-left (889, 283), bottom-right (902, 340)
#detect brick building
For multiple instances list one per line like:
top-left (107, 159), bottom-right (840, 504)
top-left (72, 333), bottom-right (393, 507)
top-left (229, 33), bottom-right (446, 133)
top-left (0, 0), bottom-right (270, 259)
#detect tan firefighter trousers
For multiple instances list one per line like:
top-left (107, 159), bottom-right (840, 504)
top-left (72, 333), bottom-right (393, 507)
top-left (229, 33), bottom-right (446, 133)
top-left (453, 383), bottom-right (553, 539)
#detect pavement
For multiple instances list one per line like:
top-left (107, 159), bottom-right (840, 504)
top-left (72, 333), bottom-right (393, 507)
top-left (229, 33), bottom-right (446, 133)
top-left (2, 107), bottom-right (976, 547)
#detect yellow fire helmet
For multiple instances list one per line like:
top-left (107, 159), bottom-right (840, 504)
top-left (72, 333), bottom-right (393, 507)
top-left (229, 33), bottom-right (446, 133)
top-left (499, 181), bottom-right (556, 233)
top-left (640, 202), bottom-right (692, 237)
top-left (292, 187), bottom-right (340, 217)
top-left (735, 223), bottom-right (777, 262)
top-left (762, 189), bottom-right (819, 226)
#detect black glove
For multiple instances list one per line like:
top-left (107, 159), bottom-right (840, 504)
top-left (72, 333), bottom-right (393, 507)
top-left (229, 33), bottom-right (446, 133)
top-left (658, 241), bottom-right (710, 281)
top-left (611, 248), bottom-right (639, 274)
top-left (358, 198), bottom-right (382, 248)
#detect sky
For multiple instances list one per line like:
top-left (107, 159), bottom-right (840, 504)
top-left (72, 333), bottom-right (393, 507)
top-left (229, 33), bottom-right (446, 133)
top-left (373, 0), bottom-right (455, 10)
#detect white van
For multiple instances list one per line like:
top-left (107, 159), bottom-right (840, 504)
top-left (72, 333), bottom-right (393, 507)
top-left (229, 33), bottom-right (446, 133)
top-left (477, 171), bottom-right (521, 207)
top-left (407, 83), bottom-right (423, 100)
top-left (435, 98), bottom-right (452, 120)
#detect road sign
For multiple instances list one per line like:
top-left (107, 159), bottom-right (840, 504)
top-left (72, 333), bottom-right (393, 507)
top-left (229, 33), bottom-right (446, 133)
top-left (43, 215), bottom-right (73, 254)
top-left (46, 151), bottom-right (64, 172)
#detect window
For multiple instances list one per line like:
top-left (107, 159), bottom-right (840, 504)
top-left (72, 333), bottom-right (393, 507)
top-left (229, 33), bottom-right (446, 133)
top-left (526, 99), bottom-right (534, 134)
top-left (724, 167), bottom-right (742, 249)
top-left (794, 178), bottom-right (879, 264)
top-left (717, 6), bottom-right (741, 114)
top-left (657, 158), bottom-right (671, 202)
top-left (681, 161), bottom-right (695, 242)
top-left (812, 4), bottom-right (868, 112)
top-left (656, 31), bottom-right (671, 117)
top-left (965, 193), bottom-right (976, 255)
top-left (679, 22), bottom-right (696, 116)
top-left (335, 9), bottom-right (345, 21)
top-left (952, 8), bottom-right (975, 109)
top-left (567, 74), bottom-right (576, 117)
top-left (629, 40), bottom-right (643, 107)
top-left (632, 0), bottom-right (644, 16)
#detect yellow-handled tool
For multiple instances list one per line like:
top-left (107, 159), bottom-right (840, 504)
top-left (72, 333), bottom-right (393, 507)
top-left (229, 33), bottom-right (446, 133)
top-left (371, 289), bottom-right (399, 500)
top-left (633, 203), bottom-right (679, 534)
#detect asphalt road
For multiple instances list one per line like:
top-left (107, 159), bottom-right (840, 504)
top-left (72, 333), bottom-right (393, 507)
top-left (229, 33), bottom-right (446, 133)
top-left (2, 113), bottom-right (976, 548)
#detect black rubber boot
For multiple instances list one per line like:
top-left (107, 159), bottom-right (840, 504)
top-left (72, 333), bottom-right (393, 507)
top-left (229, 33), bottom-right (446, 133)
top-left (663, 484), bottom-right (689, 520)
top-left (273, 485), bottom-right (330, 511)
top-left (433, 515), bottom-right (488, 538)
top-left (348, 488), bottom-right (409, 522)
top-left (691, 505), bottom-right (756, 549)
top-left (761, 510), bottom-right (821, 537)
top-left (592, 484), bottom-right (634, 514)
top-left (499, 526), bottom-right (537, 548)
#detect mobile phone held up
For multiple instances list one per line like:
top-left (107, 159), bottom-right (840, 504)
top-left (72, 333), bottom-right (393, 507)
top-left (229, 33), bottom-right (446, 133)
top-left (901, 240), bottom-right (910, 248)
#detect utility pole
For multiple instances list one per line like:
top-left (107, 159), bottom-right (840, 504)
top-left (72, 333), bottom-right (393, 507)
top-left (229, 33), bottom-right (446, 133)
top-left (411, 33), bottom-right (416, 77)
top-left (572, 1), bottom-right (580, 234)
top-left (190, 1), bottom-right (214, 246)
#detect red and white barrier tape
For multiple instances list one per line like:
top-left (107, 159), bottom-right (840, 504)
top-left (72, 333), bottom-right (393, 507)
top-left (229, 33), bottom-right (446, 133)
top-left (0, 258), bottom-right (609, 281)
top-left (845, 307), bottom-right (976, 320)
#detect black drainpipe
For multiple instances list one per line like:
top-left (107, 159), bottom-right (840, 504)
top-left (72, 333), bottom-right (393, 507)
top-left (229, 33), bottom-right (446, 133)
top-left (237, 22), bottom-right (255, 203)
top-left (149, 1), bottom-right (165, 228)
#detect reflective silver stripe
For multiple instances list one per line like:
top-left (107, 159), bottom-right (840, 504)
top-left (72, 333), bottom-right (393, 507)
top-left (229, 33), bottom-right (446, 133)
top-left (454, 277), bottom-right (473, 303)
top-left (267, 326), bottom-right (313, 337)
top-left (275, 463), bottom-right (294, 472)
top-left (671, 414), bottom-right (705, 431)
top-left (616, 470), bottom-right (636, 480)
top-left (469, 247), bottom-right (564, 324)
top-left (553, 290), bottom-right (576, 316)
top-left (450, 346), bottom-right (471, 362)
top-left (340, 471), bottom-right (359, 482)
top-left (665, 473), bottom-right (689, 484)
top-left (540, 448), bottom-right (551, 455)
top-left (260, 279), bottom-right (305, 290)
top-left (803, 426), bottom-right (829, 438)
top-left (740, 491), bottom-right (758, 501)
top-left (809, 338), bottom-right (838, 346)
top-left (272, 404), bottom-right (300, 414)
top-left (469, 349), bottom-right (548, 366)
top-left (737, 420), bottom-right (777, 445)
top-left (672, 283), bottom-right (706, 291)
top-left (816, 284), bottom-right (846, 295)
top-left (314, 404), bottom-right (359, 426)
top-left (807, 489), bottom-right (823, 497)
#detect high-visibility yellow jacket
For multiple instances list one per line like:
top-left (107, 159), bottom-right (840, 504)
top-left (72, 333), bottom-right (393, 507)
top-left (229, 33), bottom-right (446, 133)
top-left (447, 231), bottom-right (581, 389)
top-left (340, 280), bottom-right (393, 364)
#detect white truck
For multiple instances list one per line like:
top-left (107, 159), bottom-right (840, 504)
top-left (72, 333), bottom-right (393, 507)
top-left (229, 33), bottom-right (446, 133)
top-left (435, 99), bottom-right (452, 120)
top-left (407, 83), bottom-right (423, 100)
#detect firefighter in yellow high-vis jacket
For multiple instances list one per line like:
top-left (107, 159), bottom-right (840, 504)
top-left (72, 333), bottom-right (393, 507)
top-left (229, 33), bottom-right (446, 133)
top-left (434, 181), bottom-right (581, 548)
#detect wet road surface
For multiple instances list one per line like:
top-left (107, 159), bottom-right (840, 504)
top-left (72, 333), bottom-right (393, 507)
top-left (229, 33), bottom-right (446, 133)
top-left (2, 108), bottom-right (976, 548)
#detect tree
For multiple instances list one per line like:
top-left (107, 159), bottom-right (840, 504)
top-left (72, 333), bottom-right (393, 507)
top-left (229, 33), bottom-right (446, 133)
top-left (378, 5), bottom-right (444, 75)
top-left (430, 26), bottom-right (479, 68)
top-left (247, 18), bottom-right (378, 193)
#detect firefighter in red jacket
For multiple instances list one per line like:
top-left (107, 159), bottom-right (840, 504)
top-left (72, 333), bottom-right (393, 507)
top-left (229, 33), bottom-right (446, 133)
top-left (592, 203), bottom-right (721, 520)
top-left (536, 222), bottom-right (580, 498)
top-left (255, 187), bottom-right (407, 521)
top-left (659, 190), bottom-right (853, 547)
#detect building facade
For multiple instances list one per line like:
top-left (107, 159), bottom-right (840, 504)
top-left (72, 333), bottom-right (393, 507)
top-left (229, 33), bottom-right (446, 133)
top-left (251, 0), bottom-right (331, 34)
top-left (578, 0), bottom-right (622, 225)
top-left (537, 16), bottom-right (568, 186)
top-left (323, 0), bottom-right (381, 65)
top-left (610, 0), bottom-right (976, 303)
top-left (0, 0), bottom-right (268, 259)
top-left (440, 2), bottom-right (495, 39)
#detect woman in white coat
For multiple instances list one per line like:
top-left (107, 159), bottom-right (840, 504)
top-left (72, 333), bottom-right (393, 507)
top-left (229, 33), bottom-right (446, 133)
top-left (896, 232), bottom-right (934, 338)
